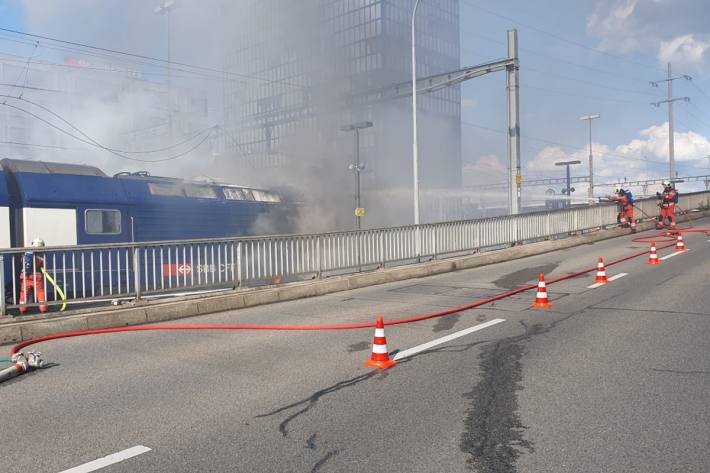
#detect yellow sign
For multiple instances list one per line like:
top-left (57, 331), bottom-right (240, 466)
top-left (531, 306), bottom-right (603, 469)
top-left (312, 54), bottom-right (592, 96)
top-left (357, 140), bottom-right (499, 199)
top-left (355, 207), bottom-right (366, 217)
top-left (515, 174), bottom-right (523, 186)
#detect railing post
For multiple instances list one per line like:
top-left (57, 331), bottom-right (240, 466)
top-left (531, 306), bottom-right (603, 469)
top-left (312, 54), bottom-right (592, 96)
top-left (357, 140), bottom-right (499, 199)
top-left (379, 230), bottom-right (386, 268)
top-left (0, 255), bottom-right (5, 317)
top-left (316, 235), bottom-right (322, 279)
top-left (133, 246), bottom-right (141, 301)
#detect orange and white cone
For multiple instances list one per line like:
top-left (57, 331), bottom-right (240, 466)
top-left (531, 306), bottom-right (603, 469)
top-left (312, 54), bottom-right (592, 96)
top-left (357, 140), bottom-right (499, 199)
top-left (531, 273), bottom-right (552, 309)
top-left (364, 316), bottom-right (397, 369)
top-left (647, 242), bottom-right (660, 265)
top-left (675, 234), bottom-right (686, 252)
top-left (594, 257), bottom-right (609, 284)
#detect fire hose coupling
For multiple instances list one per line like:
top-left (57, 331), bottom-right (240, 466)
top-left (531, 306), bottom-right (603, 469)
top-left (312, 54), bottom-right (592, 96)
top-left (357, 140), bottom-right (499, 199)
top-left (11, 351), bottom-right (45, 370)
top-left (25, 351), bottom-right (45, 369)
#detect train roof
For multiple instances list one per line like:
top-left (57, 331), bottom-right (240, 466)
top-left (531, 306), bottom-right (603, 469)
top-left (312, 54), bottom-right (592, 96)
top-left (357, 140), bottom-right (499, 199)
top-left (0, 158), bottom-right (106, 177)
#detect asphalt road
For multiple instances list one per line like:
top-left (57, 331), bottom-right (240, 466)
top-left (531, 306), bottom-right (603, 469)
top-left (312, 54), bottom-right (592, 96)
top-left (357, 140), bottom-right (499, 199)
top-left (1, 219), bottom-right (709, 473)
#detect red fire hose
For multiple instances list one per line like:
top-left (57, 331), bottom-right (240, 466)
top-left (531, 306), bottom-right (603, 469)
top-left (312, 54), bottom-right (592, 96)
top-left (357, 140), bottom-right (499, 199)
top-left (9, 238), bottom-right (686, 359)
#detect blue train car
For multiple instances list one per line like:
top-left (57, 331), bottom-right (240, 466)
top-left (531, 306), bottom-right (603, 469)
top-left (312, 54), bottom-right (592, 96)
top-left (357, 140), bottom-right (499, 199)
top-left (0, 159), bottom-right (285, 247)
top-left (0, 159), bottom-right (288, 308)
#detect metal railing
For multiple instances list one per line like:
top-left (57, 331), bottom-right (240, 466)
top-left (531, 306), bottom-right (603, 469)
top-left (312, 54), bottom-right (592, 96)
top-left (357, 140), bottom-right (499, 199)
top-left (2, 190), bottom-right (709, 316)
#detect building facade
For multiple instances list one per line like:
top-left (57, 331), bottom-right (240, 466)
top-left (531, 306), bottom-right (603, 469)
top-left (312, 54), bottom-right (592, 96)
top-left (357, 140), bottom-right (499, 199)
top-left (222, 0), bottom-right (461, 227)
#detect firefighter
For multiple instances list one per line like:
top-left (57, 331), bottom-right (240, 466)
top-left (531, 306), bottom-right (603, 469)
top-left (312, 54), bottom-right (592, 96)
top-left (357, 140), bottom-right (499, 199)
top-left (608, 187), bottom-right (636, 233)
top-left (19, 237), bottom-right (47, 314)
top-left (656, 180), bottom-right (677, 229)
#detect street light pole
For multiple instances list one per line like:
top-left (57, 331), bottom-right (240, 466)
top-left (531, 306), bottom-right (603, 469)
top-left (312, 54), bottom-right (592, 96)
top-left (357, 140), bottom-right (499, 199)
top-left (342, 121), bottom-right (373, 230)
top-left (579, 114), bottom-right (600, 201)
top-left (555, 160), bottom-right (581, 208)
top-left (155, 0), bottom-right (176, 140)
top-left (412, 0), bottom-right (422, 255)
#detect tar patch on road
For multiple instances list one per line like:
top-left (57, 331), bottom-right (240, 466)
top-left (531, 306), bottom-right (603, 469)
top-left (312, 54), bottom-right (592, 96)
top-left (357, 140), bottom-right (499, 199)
top-left (493, 263), bottom-right (558, 289)
top-left (459, 323), bottom-right (544, 472)
top-left (346, 341), bottom-right (370, 352)
top-left (433, 313), bottom-right (461, 332)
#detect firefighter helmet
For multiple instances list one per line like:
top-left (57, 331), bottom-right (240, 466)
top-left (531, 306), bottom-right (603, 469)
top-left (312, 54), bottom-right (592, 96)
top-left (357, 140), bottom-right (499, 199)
top-left (31, 237), bottom-right (45, 248)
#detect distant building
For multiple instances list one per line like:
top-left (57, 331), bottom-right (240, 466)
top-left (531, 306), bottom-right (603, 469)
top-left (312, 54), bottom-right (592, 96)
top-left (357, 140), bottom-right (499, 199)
top-left (222, 0), bottom-right (461, 226)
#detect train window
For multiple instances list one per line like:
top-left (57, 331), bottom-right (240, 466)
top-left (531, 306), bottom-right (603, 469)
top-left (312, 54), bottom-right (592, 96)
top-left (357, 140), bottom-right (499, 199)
top-left (85, 209), bottom-right (122, 235)
top-left (184, 184), bottom-right (217, 199)
top-left (241, 189), bottom-right (256, 201)
top-left (254, 190), bottom-right (281, 203)
top-left (222, 187), bottom-right (246, 200)
top-left (149, 182), bottom-right (184, 197)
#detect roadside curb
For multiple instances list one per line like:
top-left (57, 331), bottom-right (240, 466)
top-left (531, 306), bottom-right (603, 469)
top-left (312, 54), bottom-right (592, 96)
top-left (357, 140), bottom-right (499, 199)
top-left (1, 212), bottom-right (707, 345)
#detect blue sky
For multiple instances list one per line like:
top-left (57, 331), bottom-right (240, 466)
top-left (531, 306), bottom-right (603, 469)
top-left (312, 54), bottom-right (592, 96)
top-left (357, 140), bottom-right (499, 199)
top-left (457, 0), bottom-right (710, 193)
top-left (0, 0), bottom-right (709, 195)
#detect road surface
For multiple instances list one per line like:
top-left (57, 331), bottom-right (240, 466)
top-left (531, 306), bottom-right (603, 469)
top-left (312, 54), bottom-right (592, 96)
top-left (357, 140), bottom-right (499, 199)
top-left (1, 219), bottom-right (709, 472)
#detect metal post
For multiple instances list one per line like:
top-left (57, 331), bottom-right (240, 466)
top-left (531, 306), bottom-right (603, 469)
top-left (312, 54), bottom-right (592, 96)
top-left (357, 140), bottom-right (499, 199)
top-left (355, 127), bottom-right (361, 230)
top-left (579, 114), bottom-right (599, 201)
top-left (133, 247), bottom-right (141, 301)
top-left (667, 63), bottom-right (675, 180)
top-left (565, 165), bottom-right (571, 208)
top-left (0, 255), bottom-right (5, 317)
top-left (412, 0), bottom-right (422, 255)
top-left (555, 160), bottom-right (581, 209)
top-left (506, 29), bottom-right (521, 215)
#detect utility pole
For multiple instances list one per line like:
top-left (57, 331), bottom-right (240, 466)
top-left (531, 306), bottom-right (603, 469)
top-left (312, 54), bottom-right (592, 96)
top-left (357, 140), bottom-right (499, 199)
top-left (506, 29), bottom-right (521, 215)
top-left (579, 114), bottom-right (600, 201)
top-left (155, 0), bottom-right (176, 140)
top-left (706, 155), bottom-right (710, 190)
top-left (651, 63), bottom-right (690, 181)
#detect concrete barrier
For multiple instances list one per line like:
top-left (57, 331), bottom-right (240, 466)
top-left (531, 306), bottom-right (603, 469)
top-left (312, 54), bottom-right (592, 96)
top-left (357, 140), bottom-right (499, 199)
top-left (1, 211), bottom-right (707, 345)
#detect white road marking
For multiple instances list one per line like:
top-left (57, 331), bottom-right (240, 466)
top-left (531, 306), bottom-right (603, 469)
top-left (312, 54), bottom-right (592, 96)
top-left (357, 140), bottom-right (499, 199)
top-left (392, 318), bottom-right (505, 361)
top-left (659, 250), bottom-right (688, 261)
top-left (59, 446), bottom-right (151, 473)
top-left (587, 273), bottom-right (629, 289)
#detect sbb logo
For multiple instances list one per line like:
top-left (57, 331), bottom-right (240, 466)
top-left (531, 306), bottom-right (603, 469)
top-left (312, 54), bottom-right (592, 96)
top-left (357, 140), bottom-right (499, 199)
top-left (162, 263), bottom-right (192, 277)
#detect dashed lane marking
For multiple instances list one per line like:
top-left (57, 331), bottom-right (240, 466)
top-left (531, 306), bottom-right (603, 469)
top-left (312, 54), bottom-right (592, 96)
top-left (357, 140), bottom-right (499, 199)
top-left (659, 250), bottom-right (688, 261)
top-left (59, 446), bottom-right (151, 473)
top-left (392, 318), bottom-right (505, 361)
top-left (587, 273), bottom-right (629, 289)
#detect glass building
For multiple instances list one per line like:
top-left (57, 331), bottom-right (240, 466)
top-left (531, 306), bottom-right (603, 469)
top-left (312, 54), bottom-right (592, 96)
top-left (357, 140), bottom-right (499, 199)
top-left (222, 0), bottom-right (461, 226)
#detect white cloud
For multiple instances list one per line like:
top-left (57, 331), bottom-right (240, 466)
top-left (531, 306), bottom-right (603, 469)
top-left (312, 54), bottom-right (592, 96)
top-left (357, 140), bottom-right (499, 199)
top-left (586, 0), bottom-right (710, 71)
top-left (587, 0), bottom-right (641, 51)
top-left (658, 34), bottom-right (710, 64)
top-left (524, 122), bottom-right (710, 196)
top-left (462, 154), bottom-right (506, 186)
top-left (617, 122), bottom-right (710, 160)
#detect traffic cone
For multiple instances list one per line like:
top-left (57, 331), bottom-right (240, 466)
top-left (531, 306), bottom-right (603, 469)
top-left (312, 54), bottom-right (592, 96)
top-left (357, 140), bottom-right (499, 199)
top-left (675, 234), bottom-right (686, 252)
top-left (594, 257), bottom-right (608, 284)
top-left (531, 273), bottom-right (552, 309)
top-left (364, 316), bottom-right (397, 369)
top-left (647, 242), bottom-right (660, 265)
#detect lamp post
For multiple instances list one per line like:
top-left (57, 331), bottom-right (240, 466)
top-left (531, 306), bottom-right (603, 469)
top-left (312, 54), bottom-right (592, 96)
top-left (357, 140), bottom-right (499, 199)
top-left (155, 0), bottom-right (176, 139)
top-left (555, 160), bottom-right (581, 208)
top-left (411, 0), bottom-right (424, 259)
top-left (341, 121), bottom-right (373, 230)
top-left (579, 114), bottom-right (600, 201)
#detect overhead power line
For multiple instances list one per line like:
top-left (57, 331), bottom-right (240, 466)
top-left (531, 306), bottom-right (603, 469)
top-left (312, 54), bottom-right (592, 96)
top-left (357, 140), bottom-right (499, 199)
top-left (0, 26), bottom-right (303, 90)
top-left (0, 101), bottom-right (216, 163)
top-left (461, 0), bottom-right (663, 71)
